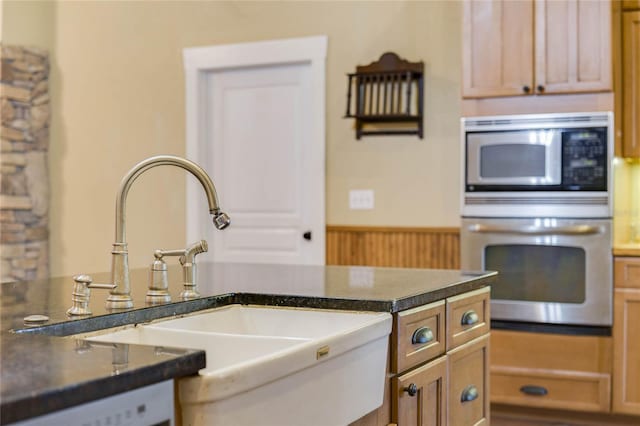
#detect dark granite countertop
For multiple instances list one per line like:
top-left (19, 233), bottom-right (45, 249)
top-left (1, 261), bottom-right (495, 424)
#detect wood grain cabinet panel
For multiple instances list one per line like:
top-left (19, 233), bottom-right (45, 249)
top-left (622, 11), bottom-right (640, 157)
top-left (613, 289), bottom-right (640, 414)
top-left (491, 329), bottom-right (612, 413)
top-left (613, 257), bottom-right (640, 415)
top-left (536, 0), bottom-right (612, 94)
top-left (614, 257), bottom-right (640, 289)
top-left (492, 367), bottom-right (611, 412)
top-left (392, 356), bottom-right (447, 426)
top-left (623, 0), bottom-right (640, 11)
top-left (462, 0), bottom-right (534, 97)
top-left (448, 335), bottom-right (490, 426)
top-left (351, 287), bottom-right (490, 426)
top-left (393, 301), bottom-right (445, 374)
top-left (446, 286), bottom-right (490, 351)
top-left (462, 0), bottom-right (612, 99)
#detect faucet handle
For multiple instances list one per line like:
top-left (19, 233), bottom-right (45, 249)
top-left (67, 275), bottom-right (116, 316)
top-left (180, 240), bottom-right (208, 300)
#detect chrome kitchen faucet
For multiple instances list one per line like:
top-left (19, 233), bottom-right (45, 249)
top-left (104, 155), bottom-right (230, 310)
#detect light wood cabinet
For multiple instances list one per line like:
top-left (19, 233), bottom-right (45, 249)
top-left (393, 301), bottom-right (446, 373)
top-left (392, 287), bottom-right (490, 426)
top-left (623, 0), bottom-right (640, 11)
top-left (491, 329), bottom-right (612, 413)
top-left (448, 335), bottom-right (490, 426)
top-left (393, 356), bottom-right (447, 426)
top-left (446, 287), bottom-right (490, 351)
top-left (613, 257), bottom-right (640, 414)
top-left (622, 11), bottom-right (640, 157)
top-left (462, 0), bottom-right (612, 99)
top-left (462, 0), bottom-right (534, 98)
top-left (351, 286), bottom-right (491, 426)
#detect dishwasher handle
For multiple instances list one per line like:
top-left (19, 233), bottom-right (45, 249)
top-left (467, 223), bottom-right (601, 236)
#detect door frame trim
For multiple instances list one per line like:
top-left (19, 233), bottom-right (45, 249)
top-left (182, 36), bottom-right (327, 262)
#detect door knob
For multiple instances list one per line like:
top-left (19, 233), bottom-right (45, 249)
top-left (303, 231), bottom-right (312, 241)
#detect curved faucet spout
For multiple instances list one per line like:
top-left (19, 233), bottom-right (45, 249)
top-left (106, 155), bottom-right (230, 310)
top-left (115, 155), bottom-right (227, 243)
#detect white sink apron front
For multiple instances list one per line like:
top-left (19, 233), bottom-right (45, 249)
top-left (87, 305), bottom-right (392, 426)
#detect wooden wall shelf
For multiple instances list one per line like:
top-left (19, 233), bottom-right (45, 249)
top-left (345, 52), bottom-right (424, 139)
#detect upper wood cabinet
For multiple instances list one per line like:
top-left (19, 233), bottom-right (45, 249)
top-left (462, 0), bottom-right (612, 98)
top-left (462, 0), bottom-right (533, 97)
top-left (622, 11), bottom-right (640, 157)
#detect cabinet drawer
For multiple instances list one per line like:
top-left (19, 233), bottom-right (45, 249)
top-left (448, 334), bottom-right (490, 426)
top-left (446, 287), bottom-right (490, 351)
top-left (393, 300), bottom-right (445, 373)
top-left (615, 257), bottom-right (640, 289)
top-left (392, 355), bottom-right (447, 426)
top-left (491, 367), bottom-right (611, 413)
top-left (491, 329), bottom-right (612, 373)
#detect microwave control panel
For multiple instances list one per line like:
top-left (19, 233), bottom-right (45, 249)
top-left (561, 128), bottom-right (607, 190)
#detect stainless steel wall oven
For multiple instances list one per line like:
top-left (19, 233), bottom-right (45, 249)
top-left (460, 112), bottom-right (613, 331)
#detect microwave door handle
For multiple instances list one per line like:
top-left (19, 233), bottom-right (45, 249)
top-left (467, 224), bottom-right (601, 236)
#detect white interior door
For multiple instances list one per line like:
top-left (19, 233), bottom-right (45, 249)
top-left (183, 36), bottom-right (326, 265)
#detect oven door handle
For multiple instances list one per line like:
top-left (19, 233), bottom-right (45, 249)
top-left (467, 224), bottom-right (601, 236)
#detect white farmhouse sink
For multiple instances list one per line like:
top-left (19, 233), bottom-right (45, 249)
top-left (87, 305), bottom-right (392, 426)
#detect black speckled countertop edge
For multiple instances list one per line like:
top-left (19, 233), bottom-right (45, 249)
top-left (0, 346), bottom-right (205, 425)
top-left (14, 294), bottom-right (237, 337)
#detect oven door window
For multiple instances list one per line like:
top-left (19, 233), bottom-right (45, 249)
top-left (485, 244), bottom-right (586, 303)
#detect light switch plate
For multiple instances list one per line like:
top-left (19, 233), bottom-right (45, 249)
top-left (349, 190), bottom-right (374, 210)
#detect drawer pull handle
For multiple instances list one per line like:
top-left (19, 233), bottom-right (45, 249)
top-left (411, 326), bottom-right (434, 345)
top-left (520, 385), bottom-right (548, 396)
top-left (460, 385), bottom-right (479, 403)
top-left (404, 383), bottom-right (418, 397)
top-left (461, 310), bottom-right (479, 326)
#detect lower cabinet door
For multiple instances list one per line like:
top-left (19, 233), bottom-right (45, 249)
top-left (613, 288), bottom-right (640, 414)
top-left (392, 356), bottom-right (447, 426)
top-left (448, 334), bottom-right (490, 426)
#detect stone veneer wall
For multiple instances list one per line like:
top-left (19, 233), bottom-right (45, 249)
top-left (0, 44), bottom-right (50, 283)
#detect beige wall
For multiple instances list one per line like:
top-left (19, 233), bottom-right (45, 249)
top-left (1, 0), bottom-right (54, 50)
top-left (3, 0), bottom-right (463, 277)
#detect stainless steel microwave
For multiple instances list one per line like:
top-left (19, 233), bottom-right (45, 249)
top-left (462, 112), bottom-right (613, 218)
top-left (464, 112), bottom-right (611, 191)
